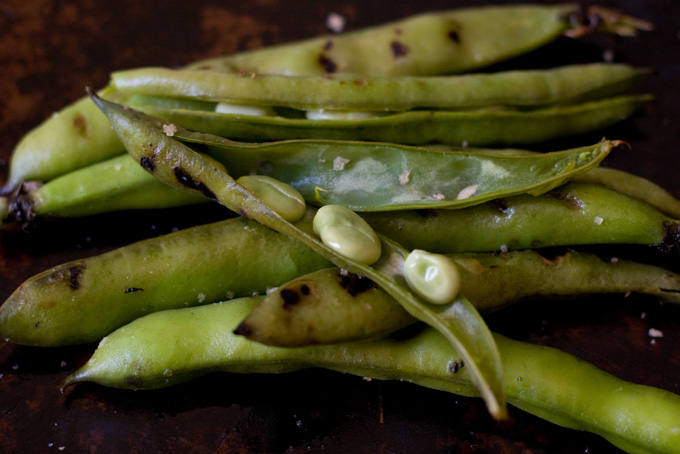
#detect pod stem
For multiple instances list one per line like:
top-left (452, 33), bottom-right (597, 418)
top-left (564, 6), bottom-right (654, 38)
top-left (659, 220), bottom-right (680, 253)
top-left (1, 182), bottom-right (41, 229)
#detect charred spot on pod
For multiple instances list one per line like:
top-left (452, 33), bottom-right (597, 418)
top-left (446, 19), bottom-right (462, 44)
top-left (68, 265), bottom-right (84, 290)
top-left (353, 78), bottom-right (367, 87)
top-left (233, 322), bottom-right (252, 337)
top-left (319, 54), bottom-right (338, 73)
top-left (124, 287), bottom-right (144, 293)
top-left (448, 360), bottom-right (465, 374)
top-left (300, 284), bottom-right (310, 296)
top-left (72, 113), bottom-right (89, 138)
top-left (339, 273), bottom-right (375, 297)
top-left (491, 199), bottom-right (510, 214)
top-left (140, 156), bottom-right (155, 172)
top-left (280, 288), bottom-right (301, 309)
top-left (390, 41), bottom-right (409, 58)
top-left (173, 166), bottom-right (217, 200)
top-left (448, 30), bottom-right (461, 43)
top-left (323, 40), bottom-right (333, 50)
top-left (550, 187), bottom-right (582, 209)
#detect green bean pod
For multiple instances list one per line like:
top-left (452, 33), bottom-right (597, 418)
top-left (2, 90), bottom-right (127, 192)
top-left (93, 91), bottom-right (507, 419)
top-left (0, 214), bottom-right (331, 346)
top-left (240, 250), bottom-right (680, 347)
top-left (64, 297), bottom-right (680, 454)
top-left (6, 154), bottom-right (209, 223)
top-left (184, 4), bottom-right (647, 76)
top-left (577, 167), bottom-right (680, 219)
top-left (362, 182), bottom-right (680, 254)
top-left (5, 141), bottom-right (679, 227)
top-left (198, 136), bottom-right (617, 211)
top-left (111, 64), bottom-right (648, 111)
top-left (137, 94), bottom-right (648, 146)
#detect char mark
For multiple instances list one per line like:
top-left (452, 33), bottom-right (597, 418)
top-left (68, 265), bottom-right (84, 290)
top-left (390, 41), bottom-right (409, 58)
top-left (281, 288), bottom-right (301, 308)
top-left (339, 274), bottom-right (375, 296)
top-left (140, 156), bottom-right (155, 172)
top-left (319, 54), bottom-right (338, 73)
top-left (173, 166), bottom-right (217, 199)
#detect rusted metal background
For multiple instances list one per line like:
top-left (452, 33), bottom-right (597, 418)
top-left (1, 1), bottom-right (679, 452)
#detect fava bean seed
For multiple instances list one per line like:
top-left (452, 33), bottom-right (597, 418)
top-left (236, 175), bottom-right (306, 222)
top-left (313, 205), bottom-right (381, 265)
top-left (403, 250), bottom-right (461, 305)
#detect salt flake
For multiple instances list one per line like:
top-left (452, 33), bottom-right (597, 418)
top-left (162, 124), bottom-right (177, 136)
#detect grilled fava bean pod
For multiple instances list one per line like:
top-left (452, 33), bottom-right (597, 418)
top-left (4, 146), bottom-right (680, 226)
top-left (4, 154), bottom-right (209, 225)
top-left (194, 134), bottom-right (618, 211)
top-left (111, 64), bottom-right (648, 111)
top-left (137, 94), bottom-right (648, 146)
top-left (64, 297), bottom-right (680, 454)
top-left (0, 214), bottom-right (331, 346)
top-left (362, 182), bottom-right (680, 254)
top-left (240, 251), bottom-right (680, 347)
top-left (94, 91), bottom-right (507, 419)
top-left (2, 91), bottom-right (127, 192)
top-left (185, 4), bottom-right (650, 76)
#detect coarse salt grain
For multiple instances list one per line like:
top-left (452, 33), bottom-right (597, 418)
top-left (399, 171), bottom-right (410, 185)
top-left (162, 124), bottom-right (177, 136)
top-left (594, 216), bottom-right (604, 225)
top-left (648, 328), bottom-right (664, 338)
top-left (326, 12), bottom-right (346, 33)
top-left (431, 193), bottom-right (445, 201)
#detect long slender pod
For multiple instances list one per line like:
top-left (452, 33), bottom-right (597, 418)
top-left (362, 182), bottom-right (680, 254)
top-left (111, 64), bottom-right (649, 110)
top-left (0, 214), bottom-right (331, 346)
top-left (185, 4), bottom-right (649, 75)
top-left (139, 94), bottom-right (648, 146)
top-left (6, 154), bottom-right (209, 224)
top-left (5, 147), bottom-right (680, 226)
top-left (65, 297), bottom-right (680, 454)
top-left (240, 251), bottom-right (680, 347)
top-left (199, 138), bottom-right (615, 211)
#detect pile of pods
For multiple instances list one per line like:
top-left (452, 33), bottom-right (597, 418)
top-left (2, 4), bottom-right (679, 453)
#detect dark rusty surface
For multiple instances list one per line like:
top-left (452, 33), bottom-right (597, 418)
top-left (1, 0), bottom-right (679, 452)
